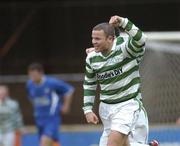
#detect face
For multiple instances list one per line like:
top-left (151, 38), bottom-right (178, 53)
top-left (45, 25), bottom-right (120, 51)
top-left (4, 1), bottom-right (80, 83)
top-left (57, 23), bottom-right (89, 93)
top-left (28, 70), bottom-right (43, 83)
top-left (92, 30), bottom-right (114, 53)
top-left (0, 87), bottom-right (8, 100)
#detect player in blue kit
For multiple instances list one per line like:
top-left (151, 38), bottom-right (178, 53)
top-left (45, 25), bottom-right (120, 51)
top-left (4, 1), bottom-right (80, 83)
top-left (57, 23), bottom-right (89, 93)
top-left (26, 63), bottom-right (74, 146)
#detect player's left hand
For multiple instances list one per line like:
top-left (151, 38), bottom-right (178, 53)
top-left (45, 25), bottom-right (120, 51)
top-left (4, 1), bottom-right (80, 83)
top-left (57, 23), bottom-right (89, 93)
top-left (86, 47), bottom-right (95, 54)
top-left (61, 105), bottom-right (70, 114)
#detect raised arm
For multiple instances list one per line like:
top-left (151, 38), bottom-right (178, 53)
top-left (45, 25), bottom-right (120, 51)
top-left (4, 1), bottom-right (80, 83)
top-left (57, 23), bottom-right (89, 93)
top-left (109, 15), bottom-right (147, 59)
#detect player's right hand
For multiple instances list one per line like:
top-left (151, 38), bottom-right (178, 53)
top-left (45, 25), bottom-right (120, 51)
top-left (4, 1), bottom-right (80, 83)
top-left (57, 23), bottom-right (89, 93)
top-left (109, 15), bottom-right (124, 28)
top-left (85, 112), bottom-right (99, 124)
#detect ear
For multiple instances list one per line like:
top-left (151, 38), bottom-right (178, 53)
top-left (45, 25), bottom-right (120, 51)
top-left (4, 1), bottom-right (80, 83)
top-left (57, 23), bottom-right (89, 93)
top-left (107, 36), bottom-right (114, 42)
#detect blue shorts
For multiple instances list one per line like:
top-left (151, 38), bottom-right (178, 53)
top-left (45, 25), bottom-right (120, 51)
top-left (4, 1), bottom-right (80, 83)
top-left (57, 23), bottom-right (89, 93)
top-left (35, 116), bottom-right (60, 141)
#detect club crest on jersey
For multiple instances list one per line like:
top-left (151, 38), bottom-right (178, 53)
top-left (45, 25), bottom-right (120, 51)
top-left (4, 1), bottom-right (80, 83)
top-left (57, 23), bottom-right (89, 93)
top-left (96, 68), bottom-right (123, 80)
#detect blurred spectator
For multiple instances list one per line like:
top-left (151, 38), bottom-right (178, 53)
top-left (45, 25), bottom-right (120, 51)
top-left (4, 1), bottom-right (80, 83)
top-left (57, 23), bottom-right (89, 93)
top-left (26, 63), bottom-right (74, 146)
top-left (0, 85), bottom-right (24, 146)
top-left (176, 117), bottom-right (180, 125)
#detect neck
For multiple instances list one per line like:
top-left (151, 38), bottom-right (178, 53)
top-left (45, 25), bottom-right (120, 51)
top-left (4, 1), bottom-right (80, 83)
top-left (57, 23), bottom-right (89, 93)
top-left (34, 76), bottom-right (44, 84)
top-left (101, 43), bottom-right (113, 56)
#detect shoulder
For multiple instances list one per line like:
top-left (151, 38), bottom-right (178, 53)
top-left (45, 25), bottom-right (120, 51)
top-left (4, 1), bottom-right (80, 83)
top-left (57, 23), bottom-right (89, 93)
top-left (26, 80), bottom-right (33, 88)
top-left (7, 98), bottom-right (19, 108)
top-left (46, 76), bottom-right (63, 85)
top-left (86, 51), bottom-right (101, 64)
top-left (86, 50), bottom-right (98, 59)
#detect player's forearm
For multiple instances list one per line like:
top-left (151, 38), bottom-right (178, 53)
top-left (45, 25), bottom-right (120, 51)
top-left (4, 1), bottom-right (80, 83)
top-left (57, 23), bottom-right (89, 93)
top-left (119, 18), bottom-right (147, 47)
top-left (83, 57), bottom-right (97, 114)
top-left (83, 95), bottom-right (95, 114)
top-left (83, 80), bottom-right (96, 114)
top-left (63, 91), bottom-right (74, 109)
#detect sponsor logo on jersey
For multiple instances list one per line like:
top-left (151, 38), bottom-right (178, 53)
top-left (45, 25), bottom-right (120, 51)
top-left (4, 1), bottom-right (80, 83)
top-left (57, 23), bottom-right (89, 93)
top-left (96, 68), bottom-right (123, 80)
top-left (33, 96), bottom-right (50, 106)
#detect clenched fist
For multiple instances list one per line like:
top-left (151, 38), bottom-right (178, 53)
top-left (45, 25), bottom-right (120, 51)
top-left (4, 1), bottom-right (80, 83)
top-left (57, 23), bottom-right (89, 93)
top-left (109, 15), bottom-right (124, 28)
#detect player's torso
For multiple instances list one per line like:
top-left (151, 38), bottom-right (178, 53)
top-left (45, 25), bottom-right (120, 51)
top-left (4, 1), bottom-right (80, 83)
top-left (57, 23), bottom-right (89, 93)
top-left (90, 45), bottom-right (140, 101)
top-left (0, 100), bottom-right (18, 132)
top-left (28, 80), bottom-right (61, 117)
top-left (91, 46), bottom-right (138, 83)
top-left (29, 83), bottom-right (52, 106)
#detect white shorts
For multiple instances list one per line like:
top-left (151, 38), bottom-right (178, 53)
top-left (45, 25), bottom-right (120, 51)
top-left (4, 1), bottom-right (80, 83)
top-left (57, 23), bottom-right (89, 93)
top-left (129, 106), bottom-right (149, 144)
top-left (0, 131), bottom-right (16, 146)
top-left (99, 98), bottom-right (140, 146)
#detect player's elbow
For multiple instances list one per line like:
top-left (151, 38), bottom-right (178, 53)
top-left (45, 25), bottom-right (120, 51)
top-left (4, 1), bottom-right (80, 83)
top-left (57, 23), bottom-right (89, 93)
top-left (141, 32), bottom-right (147, 44)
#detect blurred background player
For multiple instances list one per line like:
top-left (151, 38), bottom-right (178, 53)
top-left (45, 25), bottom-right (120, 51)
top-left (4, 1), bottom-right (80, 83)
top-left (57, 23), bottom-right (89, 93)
top-left (0, 85), bottom-right (24, 146)
top-left (26, 63), bottom-right (74, 146)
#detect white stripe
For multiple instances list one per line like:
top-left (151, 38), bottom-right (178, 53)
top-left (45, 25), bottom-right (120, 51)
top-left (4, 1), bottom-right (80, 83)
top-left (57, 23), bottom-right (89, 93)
top-left (123, 60), bottom-right (137, 71)
top-left (83, 84), bottom-right (97, 90)
top-left (128, 25), bottom-right (138, 36)
top-left (91, 53), bottom-right (124, 70)
top-left (50, 92), bottom-right (59, 115)
top-left (121, 18), bottom-right (129, 28)
top-left (100, 84), bottom-right (140, 100)
top-left (84, 96), bottom-right (95, 103)
top-left (86, 66), bottom-right (93, 73)
top-left (85, 76), bottom-right (96, 82)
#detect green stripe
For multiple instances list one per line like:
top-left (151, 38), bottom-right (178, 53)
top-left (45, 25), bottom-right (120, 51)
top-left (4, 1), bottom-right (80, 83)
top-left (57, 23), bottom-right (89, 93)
top-left (125, 20), bottom-right (133, 31)
top-left (99, 65), bottom-right (139, 84)
top-left (126, 47), bottom-right (136, 59)
top-left (100, 77), bottom-right (140, 96)
top-left (134, 97), bottom-right (142, 111)
top-left (95, 57), bottom-right (132, 73)
top-left (116, 37), bottom-right (124, 45)
top-left (84, 89), bottom-right (96, 96)
top-left (129, 39), bottom-right (144, 53)
top-left (90, 49), bottom-right (122, 64)
top-left (131, 39), bottom-right (145, 48)
top-left (133, 30), bottom-right (142, 41)
top-left (83, 102), bottom-right (94, 107)
top-left (128, 39), bottom-right (139, 53)
top-left (85, 69), bottom-right (95, 78)
top-left (101, 89), bottom-right (140, 104)
top-left (86, 63), bottom-right (92, 69)
top-left (137, 54), bottom-right (144, 59)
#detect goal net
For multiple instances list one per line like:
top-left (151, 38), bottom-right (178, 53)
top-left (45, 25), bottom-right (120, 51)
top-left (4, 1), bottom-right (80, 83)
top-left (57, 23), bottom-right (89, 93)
top-left (140, 31), bottom-right (180, 146)
top-left (141, 31), bottom-right (180, 124)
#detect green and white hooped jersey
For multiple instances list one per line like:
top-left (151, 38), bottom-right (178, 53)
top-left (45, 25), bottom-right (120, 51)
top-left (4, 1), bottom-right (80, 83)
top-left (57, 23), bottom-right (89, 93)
top-left (83, 18), bottom-right (147, 114)
top-left (0, 98), bottom-right (23, 133)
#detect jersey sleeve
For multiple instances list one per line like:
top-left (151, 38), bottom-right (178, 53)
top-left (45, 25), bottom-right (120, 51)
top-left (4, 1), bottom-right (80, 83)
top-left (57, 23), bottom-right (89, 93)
top-left (82, 56), bottom-right (97, 114)
top-left (120, 18), bottom-right (147, 60)
top-left (52, 79), bottom-right (74, 97)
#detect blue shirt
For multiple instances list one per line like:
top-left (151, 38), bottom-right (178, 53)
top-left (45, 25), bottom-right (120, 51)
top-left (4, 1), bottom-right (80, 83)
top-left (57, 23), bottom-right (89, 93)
top-left (26, 76), bottom-right (74, 118)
